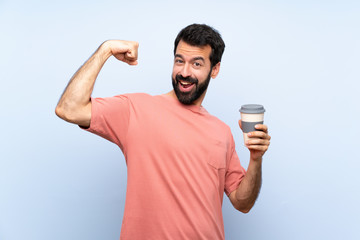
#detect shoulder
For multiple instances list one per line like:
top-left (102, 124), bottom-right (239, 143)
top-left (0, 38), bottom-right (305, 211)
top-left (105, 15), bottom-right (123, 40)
top-left (91, 93), bottom-right (156, 110)
top-left (120, 92), bottom-right (152, 101)
top-left (112, 93), bottom-right (157, 105)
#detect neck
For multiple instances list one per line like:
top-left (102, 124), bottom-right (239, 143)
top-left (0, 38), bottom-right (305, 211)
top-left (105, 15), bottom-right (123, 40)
top-left (167, 90), bottom-right (206, 107)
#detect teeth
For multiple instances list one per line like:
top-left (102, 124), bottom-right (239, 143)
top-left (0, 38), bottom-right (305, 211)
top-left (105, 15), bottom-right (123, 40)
top-left (180, 81), bottom-right (192, 85)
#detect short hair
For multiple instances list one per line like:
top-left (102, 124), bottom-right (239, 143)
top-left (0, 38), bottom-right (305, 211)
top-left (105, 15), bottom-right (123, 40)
top-left (174, 24), bottom-right (225, 68)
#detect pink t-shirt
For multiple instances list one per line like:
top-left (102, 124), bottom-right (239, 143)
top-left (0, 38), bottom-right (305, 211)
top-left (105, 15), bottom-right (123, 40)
top-left (85, 93), bottom-right (246, 240)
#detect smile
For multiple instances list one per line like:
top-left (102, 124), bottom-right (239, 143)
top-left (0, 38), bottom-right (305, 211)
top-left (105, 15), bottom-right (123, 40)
top-left (179, 80), bottom-right (195, 92)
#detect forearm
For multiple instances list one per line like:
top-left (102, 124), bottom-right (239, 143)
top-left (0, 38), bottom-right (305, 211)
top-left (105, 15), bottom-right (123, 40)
top-left (234, 157), bottom-right (262, 213)
top-left (55, 42), bottom-right (112, 124)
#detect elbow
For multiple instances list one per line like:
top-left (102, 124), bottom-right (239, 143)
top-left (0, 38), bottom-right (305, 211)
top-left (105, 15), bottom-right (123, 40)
top-left (230, 190), bottom-right (256, 214)
top-left (55, 105), bottom-right (65, 119)
top-left (234, 201), bottom-right (254, 214)
top-left (238, 207), bottom-right (252, 214)
top-left (54, 103), bottom-right (75, 122)
top-left (236, 205), bottom-right (253, 214)
top-left (55, 102), bottom-right (91, 127)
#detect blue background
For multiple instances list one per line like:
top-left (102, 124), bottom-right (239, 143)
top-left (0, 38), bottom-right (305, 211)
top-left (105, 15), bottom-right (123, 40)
top-left (1, 0), bottom-right (359, 239)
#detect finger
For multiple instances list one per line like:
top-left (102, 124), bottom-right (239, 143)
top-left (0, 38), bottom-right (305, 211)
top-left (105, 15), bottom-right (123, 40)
top-left (131, 41), bottom-right (139, 51)
top-left (113, 53), bottom-right (125, 61)
top-left (255, 124), bottom-right (268, 133)
top-left (125, 49), bottom-right (138, 65)
top-left (248, 131), bottom-right (271, 140)
top-left (238, 119), bottom-right (242, 130)
top-left (126, 51), bottom-right (137, 61)
top-left (247, 138), bottom-right (270, 146)
top-left (247, 144), bottom-right (269, 152)
top-left (127, 61), bottom-right (138, 65)
top-left (124, 58), bottom-right (138, 66)
top-left (128, 41), bottom-right (139, 59)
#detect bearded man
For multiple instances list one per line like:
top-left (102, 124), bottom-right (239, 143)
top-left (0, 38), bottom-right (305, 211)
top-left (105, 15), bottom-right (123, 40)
top-left (56, 24), bottom-right (271, 240)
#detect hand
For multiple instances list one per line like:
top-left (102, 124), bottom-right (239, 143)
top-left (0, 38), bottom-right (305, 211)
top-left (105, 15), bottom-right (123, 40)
top-left (239, 120), bottom-right (271, 161)
top-left (103, 40), bottom-right (139, 65)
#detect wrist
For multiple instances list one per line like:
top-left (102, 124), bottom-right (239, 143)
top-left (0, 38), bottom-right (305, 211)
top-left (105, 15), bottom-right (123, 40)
top-left (98, 41), bottom-right (113, 60)
top-left (250, 156), bottom-right (263, 163)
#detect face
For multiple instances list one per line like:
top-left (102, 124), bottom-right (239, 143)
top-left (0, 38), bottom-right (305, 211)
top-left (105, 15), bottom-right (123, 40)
top-left (172, 40), bottom-right (219, 106)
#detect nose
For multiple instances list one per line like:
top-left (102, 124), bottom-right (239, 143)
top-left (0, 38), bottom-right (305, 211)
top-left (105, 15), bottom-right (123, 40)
top-left (179, 63), bottom-right (191, 78)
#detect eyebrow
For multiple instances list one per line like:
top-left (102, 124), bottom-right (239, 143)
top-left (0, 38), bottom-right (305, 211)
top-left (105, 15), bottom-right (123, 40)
top-left (175, 54), bottom-right (205, 63)
top-left (193, 56), bottom-right (205, 62)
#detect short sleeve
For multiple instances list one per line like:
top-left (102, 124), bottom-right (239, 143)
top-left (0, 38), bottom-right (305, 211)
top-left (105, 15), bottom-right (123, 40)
top-left (224, 137), bottom-right (246, 196)
top-left (81, 95), bottom-right (131, 152)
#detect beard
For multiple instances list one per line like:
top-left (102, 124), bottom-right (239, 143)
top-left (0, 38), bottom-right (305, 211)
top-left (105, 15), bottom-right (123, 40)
top-left (172, 70), bottom-right (212, 105)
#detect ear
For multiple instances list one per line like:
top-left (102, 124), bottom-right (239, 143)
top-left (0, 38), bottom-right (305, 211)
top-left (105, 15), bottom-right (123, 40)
top-left (210, 62), bottom-right (221, 79)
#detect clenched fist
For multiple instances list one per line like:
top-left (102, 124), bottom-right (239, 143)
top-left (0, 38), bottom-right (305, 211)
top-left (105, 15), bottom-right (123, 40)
top-left (102, 40), bottom-right (139, 65)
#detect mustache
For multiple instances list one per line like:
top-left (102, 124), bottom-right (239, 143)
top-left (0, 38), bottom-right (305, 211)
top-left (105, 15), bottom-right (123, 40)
top-left (175, 75), bottom-right (198, 84)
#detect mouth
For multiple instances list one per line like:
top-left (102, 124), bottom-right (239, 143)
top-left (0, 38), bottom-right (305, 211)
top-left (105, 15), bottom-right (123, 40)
top-left (178, 80), bottom-right (195, 92)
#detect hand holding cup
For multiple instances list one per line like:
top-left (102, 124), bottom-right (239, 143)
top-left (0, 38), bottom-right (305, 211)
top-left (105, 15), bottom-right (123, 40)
top-left (239, 104), bottom-right (271, 160)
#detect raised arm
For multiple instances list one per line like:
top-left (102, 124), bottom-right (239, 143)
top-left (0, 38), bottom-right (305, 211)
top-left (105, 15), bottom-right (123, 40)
top-left (229, 122), bottom-right (271, 213)
top-left (55, 40), bottom-right (139, 127)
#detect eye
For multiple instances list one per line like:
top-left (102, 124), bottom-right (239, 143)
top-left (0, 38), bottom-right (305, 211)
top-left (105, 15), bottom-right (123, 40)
top-left (175, 59), bottom-right (184, 64)
top-left (193, 62), bottom-right (202, 67)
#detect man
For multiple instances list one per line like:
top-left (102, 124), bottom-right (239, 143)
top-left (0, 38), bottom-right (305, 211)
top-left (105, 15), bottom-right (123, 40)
top-left (56, 24), bottom-right (271, 239)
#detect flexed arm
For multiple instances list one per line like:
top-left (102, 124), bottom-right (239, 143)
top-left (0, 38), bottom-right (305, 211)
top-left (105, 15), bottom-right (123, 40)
top-left (55, 40), bottom-right (139, 127)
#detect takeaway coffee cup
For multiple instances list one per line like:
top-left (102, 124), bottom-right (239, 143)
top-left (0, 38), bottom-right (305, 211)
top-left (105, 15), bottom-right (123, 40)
top-left (239, 104), bottom-right (265, 145)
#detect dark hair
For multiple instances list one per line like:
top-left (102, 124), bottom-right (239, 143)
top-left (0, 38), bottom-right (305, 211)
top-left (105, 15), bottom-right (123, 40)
top-left (174, 24), bottom-right (225, 68)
